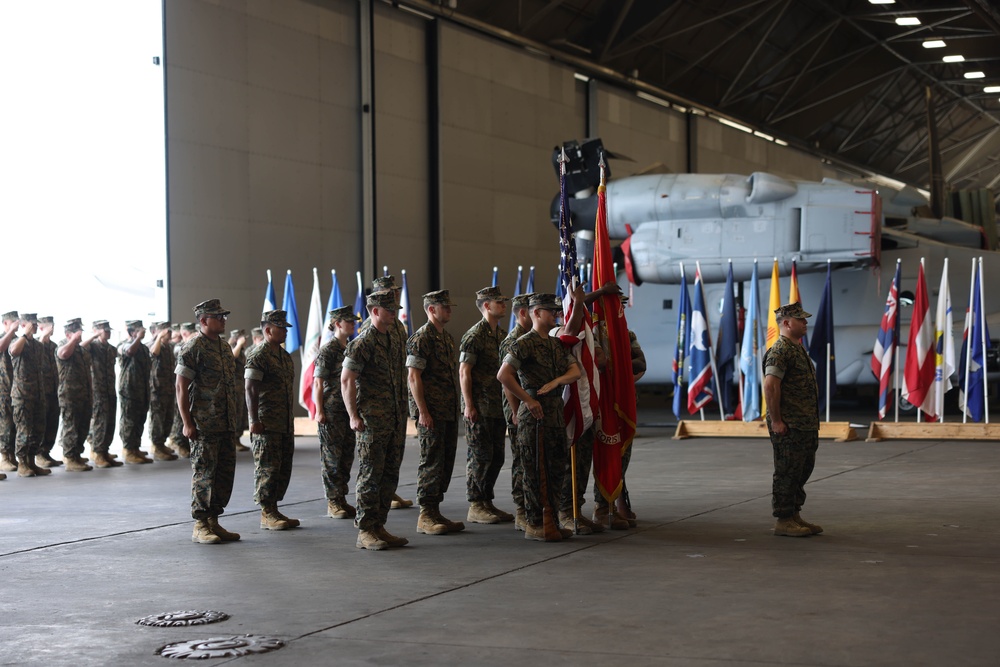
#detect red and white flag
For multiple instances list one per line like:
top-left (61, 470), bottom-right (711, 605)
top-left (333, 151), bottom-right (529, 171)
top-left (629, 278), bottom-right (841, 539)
top-left (902, 259), bottom-right (936, 418)
top-left (299, 268), bottom-right (324, 420)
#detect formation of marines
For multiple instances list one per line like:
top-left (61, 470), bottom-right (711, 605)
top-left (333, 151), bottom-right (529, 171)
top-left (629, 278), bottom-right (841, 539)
top-left (0, 276), bottom-right (649, 549)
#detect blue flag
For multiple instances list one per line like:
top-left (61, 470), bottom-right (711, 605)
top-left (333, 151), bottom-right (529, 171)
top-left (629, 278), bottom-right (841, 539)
top-left (716, 262), bottom-right (739, 416)
top-left (263, 270), bottom-right (277, 313)
top-left (322, 269), bottom-right (344, 345)
top-left (672, 269), bottom-right (691, 419)
top-left (526, 266), bottom-right (535, 293)
top-left (282, 270), bottom-right (302, 353)
top-left (509, 265), bottom-right (523, 331)
top-left (809, 262), bottom-right (836, 411)
top-left (492, 266), bottom-right (498, 287)
top-left (958, 262), bottom-right (991, 422)
top-left (399, 269), bottom-right (413, 337)
top-left (687, 268), bottom-right (714, 413)
top-left (739, 261), bottom-right (763, 421)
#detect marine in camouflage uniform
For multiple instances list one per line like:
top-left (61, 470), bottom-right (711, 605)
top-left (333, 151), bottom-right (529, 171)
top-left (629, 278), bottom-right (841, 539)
top-left (168, 322), bottom-right (198, 457)
top-left (229, 328), bottom-right (250, 451)
top-left (87, 320), bottom-right (121, 467)
top-left (498, 294), bottom-right (581, 541)
top-left (460, 285), bottom-right (512, 524)
top-left (176, 299), bottom-right (241, 545)
top-left (147, 322), bottom-right (179, 461)
top-left (9, 313), bottom-right (51, 477)
top-left (407, 290), bottom-right (464, 535)
top-left (342, 290), bottom-right (408, 550)
top-left (35, 316), bottom-right (62, 468)
top-left (245, 310), bottom-right (298, 530)
top-left (0, 311), bottom-right (20, 473)
top-left (118, 320), bottom-right (153, 464)
top-left (763, 302), bottom-right (822, 538)
top-left (500, 293), bottom-right (533, 528)
top-left (314, 306), bottom-right (359, 519)
top-left (55, 318), bottom-right (94, 471)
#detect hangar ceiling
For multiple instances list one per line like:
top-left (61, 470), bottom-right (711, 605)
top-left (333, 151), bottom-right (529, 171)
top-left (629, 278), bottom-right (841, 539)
top-left (401, 0), bottom-right (1000, 198)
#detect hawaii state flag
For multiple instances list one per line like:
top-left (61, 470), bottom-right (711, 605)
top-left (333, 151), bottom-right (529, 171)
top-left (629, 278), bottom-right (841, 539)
top-left (872, 260), bottom-right (902, 420)
top-left (902, 260), bottom-right (936, 418)
top-left (672, 268), bottom-right (691, 420)
top-left (282, 270), bottom-right (302, 354)
top-left (299, 268), bottom-right (323, 419)
top-left (687, 266), bottom-right (714, 413)
top-left (591, 163), bottom-right (633, 503)
top-left (739, 260), bottom-right (763, 421)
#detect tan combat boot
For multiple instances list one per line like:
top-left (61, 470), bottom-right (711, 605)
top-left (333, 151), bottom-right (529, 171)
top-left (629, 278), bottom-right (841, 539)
top-left (416, 507), bottom-right (449, 535)
top-left (558, 511), bottom-right (593, 536)
top-left (123, 449), bottom-right (152, 465)
top-left (0, 452), bottom-right (17, 472)
top-left (260, 506), bottom-right (292, 530)
top-left (774, 516), bottom-right (812, 537)
top-left (356, 529), bottom-right (388, 550)
top-left (65, 456), bottom-right (93, 472)
top-left (327, 499), bottom-right (355, 519)
top-left (441, 512), bottom-right (465, 533)
top-left (467, 501), bottom-right (500, 524)
top-left (273, 508), bottom-right (300, 528)
top-left (152, 444), bottom-right (178, 461)
top-left (92, 452), bottom-right (122, 468)
top-left (28, 460), bottom-right (51, 476)
top-left (207, 517), bottom-right (241, 542)
top-left (486, 501), bottom-right (514, 522)
top-left (36, 453), bottom-right (62, 468)
top-left (514, 508), bottom-right (527, 532)
top-left (525, 523), bottom-right (562, 542)
top-left (17, 461), bottom-right (36, 477)
top-left (390, 493), bottom-right (413, 509)
top-left (593, 505), bottom-right (629, 530)
top-left (793, 513), bottom-right (824, 535)
top-left (192, 520), bottom-right (222, 544)
top-left (377, 525), bottom-right (409, 547)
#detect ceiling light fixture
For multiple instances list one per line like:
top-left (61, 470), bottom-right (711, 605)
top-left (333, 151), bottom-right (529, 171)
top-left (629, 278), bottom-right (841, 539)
top-left (922, 40), bottom-right (946, 49)
top-left (895, 17), bottom-right (920, 26)
top-left (943, 55), bottom-right (965, 63)
top-left (964, 71), bottom-right (985, 79)
top-left (718, 118), bottom-right (753, 134)
top-left (983, 86), bottom-right (1000, 93)
top-left (868, 0), bottom-right (895, 4)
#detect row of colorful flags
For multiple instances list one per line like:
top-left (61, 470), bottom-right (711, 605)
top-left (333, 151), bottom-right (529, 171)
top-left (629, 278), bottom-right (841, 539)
top-left (262, 265), bottom-right (416, 421)
top-left (874, 257), bottom-right (992, 423)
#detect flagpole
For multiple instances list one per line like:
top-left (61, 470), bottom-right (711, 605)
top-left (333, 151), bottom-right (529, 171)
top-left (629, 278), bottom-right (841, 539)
top-left (916, 257), bottom-right (924, 424)
top-left (938, 257), bottom-right (949, 423)
top-left (894, 346), bottom-right (900, 423)
top-left (962, 257), bottom-right (975, 423)
top-left (979, 257), bottom-right (989, 424)
top-left (825, 258), bottom-right (831, 423)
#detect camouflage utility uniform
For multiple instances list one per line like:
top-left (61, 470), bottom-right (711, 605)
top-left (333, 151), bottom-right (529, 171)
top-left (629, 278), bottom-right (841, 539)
top-left (504, 330), bottom-right (576, 527)
top-left (315, 337), bottom-right (354, 503)
top-left (88, 336), bottom-right (118, 453)
top-left (245, 341), bottom-right (295, 507)
top-left (407, 320), bottom-right (459, 508)
top-left (764, 335), bottom-right (820, 518)
top-left (11, 336), bottom-right (47, 464)
top-left (118, 336), bottom-right (151, 453)
top-left (233, 342), bottom-right (249, 433)
top-left (344, 321), bottom-right (406, 531)
top-left (500, 321), bottom-right (527, 512)
top-left (56, 336), bottom-right (93, 460)
top-left (176, 334), bottom-right (239, 520)
top-left (460, 318), bottom-right (507, 503)
top-left (169, 338), bottom-right (190, 450)
top-left (148, 334), bottom-right (176, 450)
top-left (0, 346), bottom-right (16, 463)
top-left (38, 335), bottom-right (59, 459)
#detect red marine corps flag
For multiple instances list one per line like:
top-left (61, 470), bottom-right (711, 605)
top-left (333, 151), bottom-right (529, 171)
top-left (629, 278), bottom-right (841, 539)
top-left (591, 154), bottom-right (635, 504)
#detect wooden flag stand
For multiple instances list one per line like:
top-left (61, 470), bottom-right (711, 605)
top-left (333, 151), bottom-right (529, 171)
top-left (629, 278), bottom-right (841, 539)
top-left (673, 420), bottom-right (858, 442)
top-left (866, 421), bottom-right (1000, 441)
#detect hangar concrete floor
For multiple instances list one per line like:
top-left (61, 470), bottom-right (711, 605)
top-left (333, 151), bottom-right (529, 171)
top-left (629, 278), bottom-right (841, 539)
top-left (2, 411), bottom-right (998, 666)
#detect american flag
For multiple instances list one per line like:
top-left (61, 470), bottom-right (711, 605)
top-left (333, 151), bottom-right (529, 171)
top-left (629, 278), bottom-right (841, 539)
top-left (871, 260), bottom-right (900, 420)
top-left (558, 149), bottom-right (599, 445)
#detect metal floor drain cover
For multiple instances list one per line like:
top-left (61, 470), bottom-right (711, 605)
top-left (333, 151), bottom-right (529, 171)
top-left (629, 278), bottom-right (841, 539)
top-left (156, 635), bottom-right (284, 659)
top-left (137, 610), bottom-right (229, 627)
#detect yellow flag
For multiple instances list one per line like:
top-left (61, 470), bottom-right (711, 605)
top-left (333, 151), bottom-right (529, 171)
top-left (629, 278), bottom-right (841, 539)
top-left (763, 259), bottom-right (781, 417)
top-left (789, 260), bottom-right (800, 304)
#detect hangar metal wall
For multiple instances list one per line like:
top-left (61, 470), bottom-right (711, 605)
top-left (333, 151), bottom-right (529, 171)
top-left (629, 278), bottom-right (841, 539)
top-left (165, 0), bottom-right (830, 355)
